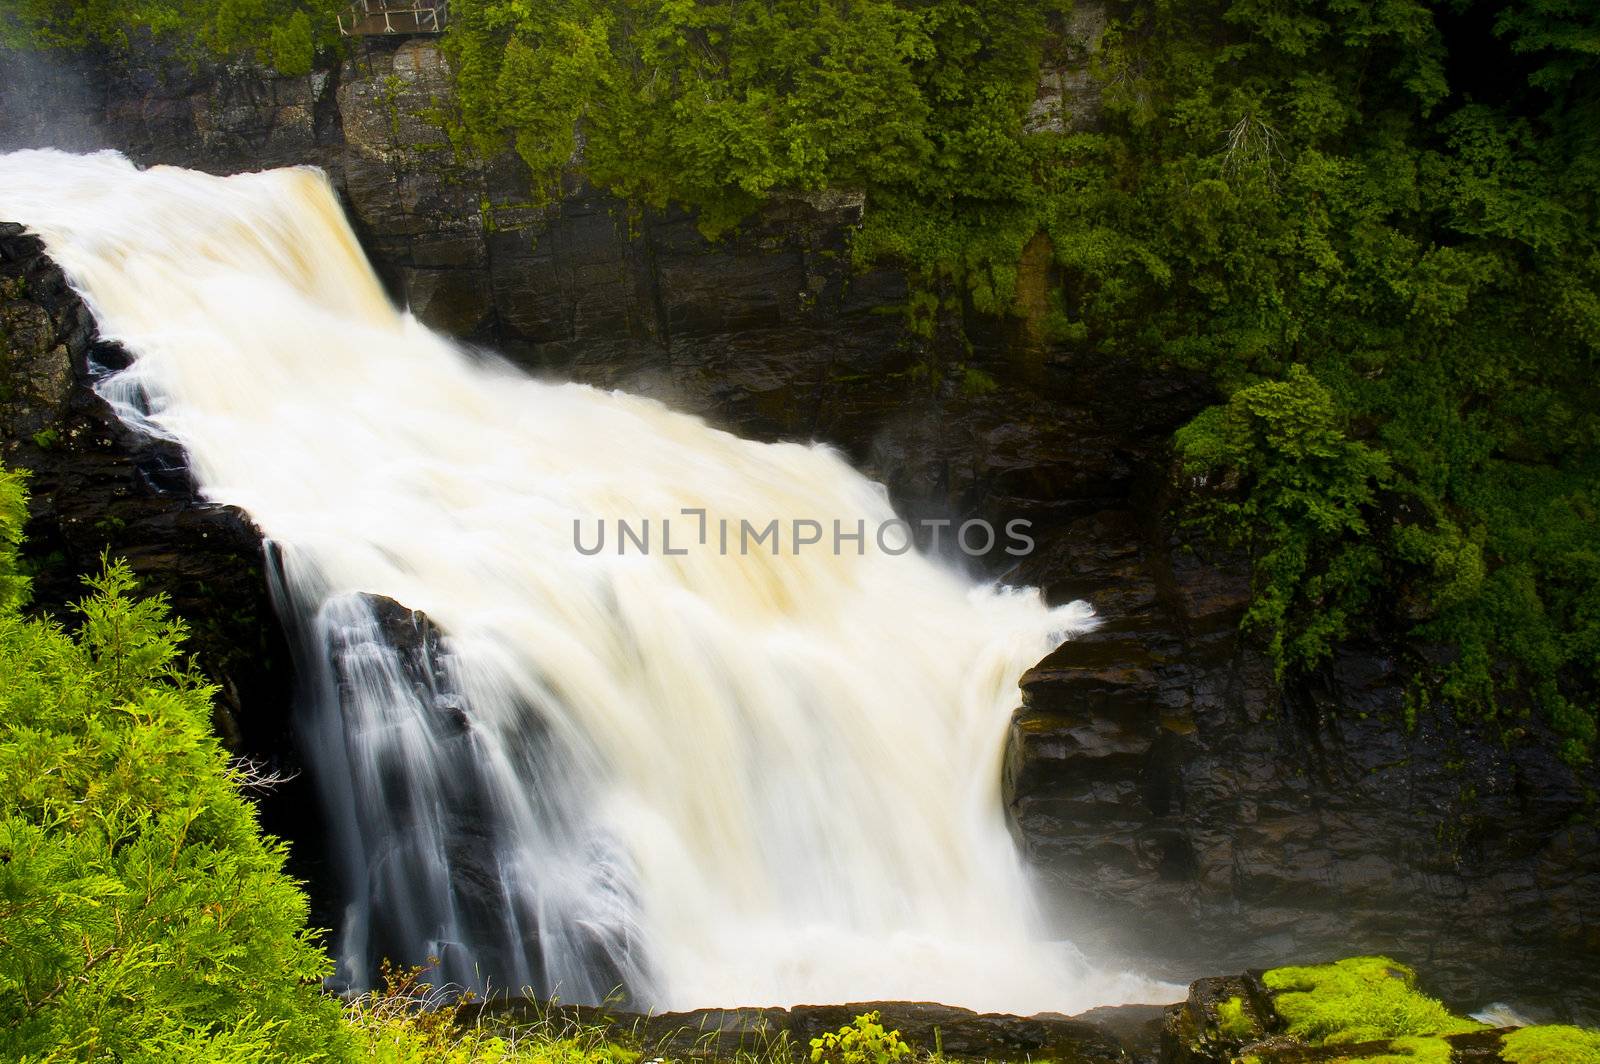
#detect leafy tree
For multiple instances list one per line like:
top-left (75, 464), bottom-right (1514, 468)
top-left (0, 467), bottom-right (349, 1062)
top-left (1176, 366), bottom-right (1394, 675)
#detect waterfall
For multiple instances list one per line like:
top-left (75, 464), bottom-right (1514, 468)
top-left (0, 149), bottom-right (1168, 1014)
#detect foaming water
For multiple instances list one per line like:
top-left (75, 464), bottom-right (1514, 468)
top-left (0, 149), bottom-right (1174, 1013)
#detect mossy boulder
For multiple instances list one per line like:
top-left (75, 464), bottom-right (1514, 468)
top-left (1161, 956), bottom-right (1598, 1064)
top-left (1500, 1025), bottom-right (1600, 1064)
top-left (1161, 972), bottom-right (1277, 1063)
top-left (1261, 957), bottom-right (1485, 1047)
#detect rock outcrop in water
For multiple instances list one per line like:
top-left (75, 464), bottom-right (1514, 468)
top-left (477, 1000), bottom-right (1140, 1064)
top-left (1, 25), bottom-right (1597, 1016)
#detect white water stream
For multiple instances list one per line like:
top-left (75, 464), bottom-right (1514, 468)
top-left (0, 149), bottom-right (1171, 1013)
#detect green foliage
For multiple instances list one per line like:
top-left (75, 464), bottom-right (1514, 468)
top-left (0, 466), bottom-right (30, 614)
top-left (959, 367), bottom-right (998, 398)
top-left (345, 963), bottom-right (641, 1064)
top-left (1176, 365), bottom-right (1392, 675)
top-left (1261, 957), bottom-right (1484, 1046)
top-left (1492, 3), bottom-right (1600, 95)
top-left (809, 1012), bottom-right (912, 1064)
top-left (267, 9), bottom-right (316, 76)
top-left (1501, 1025), bottom-right (1600, 1064)
top-left (0, 471), bottom-right (347, 1061)
top-left (441, 0), bottom-right (1053, 242)
top-left (0, 0), bottom-right (339, 74)
top-left (1055, 0), bottom-right (1600, 757)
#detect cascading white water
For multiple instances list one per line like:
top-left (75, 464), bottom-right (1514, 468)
top-left (0, 149), bottom-right (1172, 1013)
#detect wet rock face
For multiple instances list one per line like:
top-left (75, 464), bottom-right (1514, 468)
top-left (0, 43), bottom-right (345, 175)
top-left (1028, 0), bottom-right (1109, 134)
top-left (1004, 511), bottom-right (1600, 1014)
top-left (337, 39), bottom-right (495, 337)
top-left (317, 593), bottom-right (524, 987)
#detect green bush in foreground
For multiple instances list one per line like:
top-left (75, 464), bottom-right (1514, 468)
top-left (809, 1011), bottom-right (912, 1064)
top-left (0, 467), bottom-right (347, 1062)
top-left (344, 964), bottom-right (641, 1064)
top-left (0, 463), bottom-right (695, 1062)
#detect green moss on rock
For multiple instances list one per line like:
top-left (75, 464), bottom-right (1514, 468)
top-left (1261, 957), bottom-right (1484, 1045)
top-left (1216, 995), bottom-right (1254, 1041)
top-left (1502, 1025), bottom-right (1600, 1064)
top-left (1184, 959), bottom-right (1600, 1064)
top-left (1345, 1035), bottom-right (1452, 1064)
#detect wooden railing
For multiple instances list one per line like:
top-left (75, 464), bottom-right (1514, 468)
top-left (337, 0), bottom-right (446, 36)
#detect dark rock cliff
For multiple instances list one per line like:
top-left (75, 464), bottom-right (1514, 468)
top-left (1007, 539), bottom-right (1600, 1015)
top-left (1, 29), bottom-right (1596, 1017)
